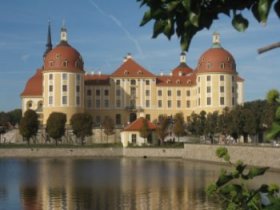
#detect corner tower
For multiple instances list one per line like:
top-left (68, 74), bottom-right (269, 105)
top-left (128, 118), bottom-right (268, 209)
top-left (196, 32), bottom-right (238, 112)
top-left (42, 25), bottom-right (85, 124)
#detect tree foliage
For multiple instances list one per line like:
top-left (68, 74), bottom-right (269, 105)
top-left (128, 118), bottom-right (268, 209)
top-left (173, 112), bottom-right (185, 141)
top-left (155, 114), bottom-right (170, 145)
top-left (19, 110), bottom-right (39, 145)
top-left (101, 116), bottom-right (114, 143)
top-left (139, 118), bottom-right (151, 142)
top-left (138, 0), bottom-right (280, 51)
top-left (207, 147), bottom-right (280, 210)
top-left (0, 109), bottom-right (22, 127)
top-left (46, 112), bottom-right (66, 146)
top-left (71, 113), bottom-right (93, 145)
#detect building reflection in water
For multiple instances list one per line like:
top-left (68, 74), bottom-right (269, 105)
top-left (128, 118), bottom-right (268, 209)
top-left (18, 158), bottom-right (227, 210)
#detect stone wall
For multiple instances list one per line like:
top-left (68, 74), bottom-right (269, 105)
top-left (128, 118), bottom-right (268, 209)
top-left (123, 148), bottom-right (183, 158)
top-left (183, 144), bottom-right (280, 170)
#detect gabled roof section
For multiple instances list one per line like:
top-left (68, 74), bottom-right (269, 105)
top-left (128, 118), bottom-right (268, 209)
top-left (123, 117), bottom-right (156, 132)
top-left (111, 57), bottom-right (155, 78)
top-left (85, 74), bottom-right (110, 86)
top-left (21, 69), bottom-right (43, 97)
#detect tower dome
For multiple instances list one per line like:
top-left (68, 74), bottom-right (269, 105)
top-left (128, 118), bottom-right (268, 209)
top-left (44, 27), bottom-right (84, 72)
top-left (197, 32), bottom-right (236, 74)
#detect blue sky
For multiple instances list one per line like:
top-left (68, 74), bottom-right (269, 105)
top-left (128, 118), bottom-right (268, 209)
top-left (0, 0), bottom-right (279, 111)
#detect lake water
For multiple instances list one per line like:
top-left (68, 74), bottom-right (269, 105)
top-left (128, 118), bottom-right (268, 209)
top-left (0, 158), bottom-right (279, 210)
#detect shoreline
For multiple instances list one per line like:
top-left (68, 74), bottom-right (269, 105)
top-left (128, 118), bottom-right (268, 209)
top-left (1, 144), bottom-right (280, 171)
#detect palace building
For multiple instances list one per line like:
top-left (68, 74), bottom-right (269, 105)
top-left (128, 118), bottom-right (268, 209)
top-left (21, 24), bottom-right (244, 126)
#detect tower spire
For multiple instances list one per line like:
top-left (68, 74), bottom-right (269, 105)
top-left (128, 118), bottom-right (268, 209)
top-left (60, 20), bottom-right (68, 42)
top-left (43, 20), bottom-right (52, 58)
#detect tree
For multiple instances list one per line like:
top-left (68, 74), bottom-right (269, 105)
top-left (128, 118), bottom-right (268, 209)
top-left (101, 116), bottom-right (114, 143)
top-left (205, 111), bottom-right (219, 143)
top-left (46, 112), bottom-right (66, 146)
top-left (19, 110), bottom-right (39, 145)
top-left (156, 114), bottom-right (170, 145)
top-left (7, 109), bottom-right (22, 126)
top-left (265, 89), bottom-right (280, 140)
top-left (139, 118), bottom-right (151, 143)
top-left (138, 0), bottom-right (280, 51)
top-left (172, 112), bottom-right (185, 141)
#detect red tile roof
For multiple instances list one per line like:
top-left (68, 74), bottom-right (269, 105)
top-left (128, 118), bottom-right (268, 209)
top-left (111, 58), bottom-right (155, 78)
top-left (21, 69), bottom-right (43, 97)
top-left (156, 72), bottom-right (196, 87)
top-left (237, 75), bottom-right (245, 82)
top-left (171, 62), bottom-right (193, 76)
top-left (123, 117), bottom-right (156, 132)
top-left (85, 74), bottom-right (110, 86)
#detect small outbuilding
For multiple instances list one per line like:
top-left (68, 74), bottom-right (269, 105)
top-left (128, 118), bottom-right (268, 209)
top-left (121, 117), bottom-right (157, 147)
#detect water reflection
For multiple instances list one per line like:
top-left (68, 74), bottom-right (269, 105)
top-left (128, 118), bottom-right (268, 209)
top-left (0, 158), bottom-right (278, 210)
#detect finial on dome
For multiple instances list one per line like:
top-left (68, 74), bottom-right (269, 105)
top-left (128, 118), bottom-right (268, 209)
top-left (180, 51), bottom-right (186, 63)
top-left (212, 32), bottom-right (221, 48)
top-left (43, 20), bottom-right (52, 59)
top-left (60, 20), bottom-right (68, 42)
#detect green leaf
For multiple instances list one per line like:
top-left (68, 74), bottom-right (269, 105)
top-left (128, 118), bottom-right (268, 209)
top-left (189, 12), bottom-right (199, 27)
top-left (152, 20), bottom-right (165, 38)
top-left (163, 19), bottom-right (174, 39)
top-left (275, 107), bottom-right (280, 121)
top-left (258, 0), bottom-right (273, 24)
top-left (232, 14), bottom-right (249, 32)
top-left (216, 147), bottom-right (228, 158)
top-left (265, 122), bottom-right (280, 140)
top-left (216, 173), bottom-right (234, 186)
top-left (167, 1), bottom-right (180, 12)
top-left (275, 0), bottom-right (280, 18)
top-left (140, 10), bottom-right (152, 26)
top-left (245, 167), bottom-right (269, 179)
top-left (267, 89), bottom-right (280, 103)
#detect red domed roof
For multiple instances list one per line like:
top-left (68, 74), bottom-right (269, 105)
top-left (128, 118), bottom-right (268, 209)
top-left (197, 47), bottom-right (236, 74)
top-left (21, 69), bottom-right (43, 97)
top-left (44, 41), bottom-right (84, 72)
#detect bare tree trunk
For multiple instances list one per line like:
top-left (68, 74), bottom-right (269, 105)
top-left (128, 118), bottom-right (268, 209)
top-left (258, 42), bottom-right (280, 54)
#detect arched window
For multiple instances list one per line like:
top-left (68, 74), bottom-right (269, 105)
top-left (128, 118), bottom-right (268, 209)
top-left (49, 61), bottom-right (54, 67)
top-left (27, 101), bottom-right (32, 109)
top-left (37, 101), bottom-right (43, 112)
top-left (63, 60), bottom-right (68, 67)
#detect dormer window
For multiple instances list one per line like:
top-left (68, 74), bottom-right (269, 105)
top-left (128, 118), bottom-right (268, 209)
top-left (137, 70), bottom-right (142, 75)
top-left (49, 61), bottom-right (54, 67)
top-left (187, 80), bottom-right (191, 85)
top-left (227, 57), bottom-right (230, 61)
top-left (207, 62), bottom-right (212, 69)
top-left (56, 54), bottom-right (61, 59)
top-left (167, 79), bottom-right (171, 84)
top-left (176, 80), bottom-right (181, 84)
top-left (63, 60), bottom-right (68, 67)
top-left (124, 70), bottom-right (129, 75)
top-left (220, 63), bottom-right (225, 69)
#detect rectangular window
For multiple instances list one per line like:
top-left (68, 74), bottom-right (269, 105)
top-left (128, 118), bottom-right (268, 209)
top-left (49, 96), bottom-right (53, 105)
top-left (116, 114), bottom-right (121, 125)
top-left (76, 86), bottom-right (80, 92)
top-left (177, 100), bottom-right (181, 108)
top-left (62, 73), bottom-right (67, 80)
top-left (104, 89), bottom-right (109, 96)
top-left (76, 74), bottom-right (80, 81)
top-left (198, 98), bottom-right (200, 106)
top-left (145, 80), bottom-right (150, 85)
top-left (207, 86), bottom-right (211, 93)
top-left (158, 90), bottom-right (162, 96)
top-left (145, 90), bottom-right (150, 96)
top-left (158, 100), bottom-right (162, 108)
top-left (131, 87), bottom-right (136, 96)
top-left (232, 86), bottom-right (235, 93)
top-left (116, 89), bottom-right (121, 96)
top-left (168, 100), bottom-right (172, 108)
top-left (232, 76), bottom-right (235, 82)
top-left (146, 100), bottom-right (150, 107)
top-left (131, 134), bottom-right (137, 144)
top-left (177, 90), bottom-right (181, 97)
top-left (186, 100), bottom-right (190, 108)
top-left (220, 97), bottom-right (224, 105)
top-left (49, 74), bottom-right (53, 80)
top-left (96, 89), bottom-right (100, 96)
top-left (186, 90), bottom-right (190, 96)
top-left (116, 99), bottom-right (121, 108)
top-left (62, 96), bottom-right (67, 105)
top-left (198, 87), bottom-right (200, 94)
top-left (207, 75), bottom-right (211, 81)
top-left (62, 85), bottom-right (67, 92)
top-left (87, 89), bottom-right (92, 96)
top-left (87, 100), bottom-right (92, 108)
top-left (207, 97), bottom-right (211, 105)
top-left (49, 85), bottom-right (53, 92)
top-left (232, 97), bottom-right (235, 106)
top-left (96, 99), bottom-right (100, 108)
top-left (116, 80), bottom-right (120, 85)
top-left (220, 86), bottom-right (224, 93)
top-left (104, 99), bottom-right (109, 108)
top-left (167, 90), bottom-right (172, 97)
top-left (220, 75), bottom-right (224, 81)
top-left (76, 96), bottom-right (80, 105)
